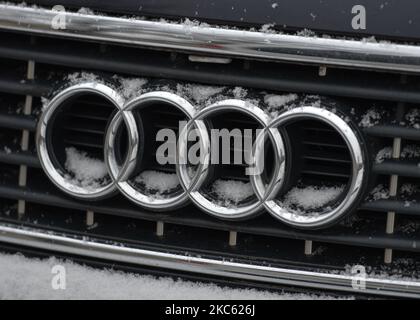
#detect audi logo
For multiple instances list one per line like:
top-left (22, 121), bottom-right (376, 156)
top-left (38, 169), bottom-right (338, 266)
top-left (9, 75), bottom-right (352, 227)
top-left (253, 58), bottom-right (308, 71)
top-left (36, 82), bottom-right (366, 229)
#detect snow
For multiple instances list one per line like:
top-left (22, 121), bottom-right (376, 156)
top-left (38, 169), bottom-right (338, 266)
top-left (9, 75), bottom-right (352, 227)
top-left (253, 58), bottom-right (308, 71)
top-left (401, 145), bottom-right (420, 158)
top-left (134, 170), bottom-right (180, 196)
top-left (282, 185), bottom-right (344, 211)
top-left (401, 183), bottom-right (419, 197)
top-left (368, 183), bottom-right (419, 202)
top-left (66, 72), bottom-right (99, 85)
top-left (359, 108), bottom-right (384, 128)
top-left (397, 220), bottom-right (420, 235)
top-left (376, 145), bottom-right (420, 163)
top-left (260, 23), bottom-right (276, 34)
top-left (375, 147), bottom-right (393, 163)
top-left (76, 7), bottom-right (95, 15)
top-left (62, 73), bottom-right (330, 120)
top-left (342, 262), bottom-right (420, 282)
top-left (176, 84), bottom-right (225, 104)
top-left (212, 179), bottom-right (254, 205)
top-left (0, 253), bottom-right (346, 300)
top-left (64, 147), bottom-right (108, 188)
top-left (232, 86), bottom-right (248, 99)
top-left (368, 185), bottom-right (390, 201)
top-left (296, 29), bottom-right (316, 37)
top-left (116, 77), bottom-right (148, 100)
top-left (264, 93), bottom-right (298, 109)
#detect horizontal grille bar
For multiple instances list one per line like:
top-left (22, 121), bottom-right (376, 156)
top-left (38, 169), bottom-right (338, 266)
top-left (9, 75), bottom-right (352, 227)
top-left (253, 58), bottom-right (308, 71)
top-left (0, 113), bottom-right (37, 131)
top-left (364, 125), bottom-right (420, 140)
top-left (0, 181), bottom-right (418, 252)
top-left (0, 76), bottom-right (48, 97)
top-left (373, 160), bottom-right (420, 178)
top-left (1, 34), bottom-right (420, 104)
top-left (0, 150), bottom-right (40, 168)
top-left (361, 200), bottom-right (420, 216)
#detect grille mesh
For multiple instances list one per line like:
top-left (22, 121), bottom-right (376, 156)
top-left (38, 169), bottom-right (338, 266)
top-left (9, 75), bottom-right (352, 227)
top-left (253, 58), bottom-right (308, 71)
top-left (0, 30), bottom-right (420, 275)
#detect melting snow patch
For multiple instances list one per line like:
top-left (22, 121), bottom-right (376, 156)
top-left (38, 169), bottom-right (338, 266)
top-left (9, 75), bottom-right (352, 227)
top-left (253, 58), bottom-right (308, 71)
top-left (77, 7), bottom-right (95, 15)
top-left (134, 170), bottom-right (180, 196)
top-left (66, 72), bottom-right (99, 85)
top-left (232, 87), bottom-right (248, 99)
top-left (405, 108), bottom-right (420, 129)
top-left (282, 185), bottom-right (344, 211)
top-left (368, 185), bottom-right (390, 201)
top-left (264, 94), bottom-right (298, 109)
top-left (212, 179), bottom-right (254, 205)
top-left (116, 77), bottom-right (148, 100)
top-left (264, 93), bottom-right (298, 116)
top-left (359, 108), bottom-right (384, 128)
top-left (296, 29), bottom-right (316, 37)
top-left (401, 145), bottom-right (420, 158)
top-left (260, 23), bottom-right (276, 33)
top-left (64, 147), bottom-right (108, 188)
top-left (41, 97), bottom-right (50, 111)
top-left (376, 145), bottom-right (420, 163)
top-left (401, 184), bottom-right (419, 197)
top-left (176, 84), bottom-right (225, 104)
top-left (375, 147), bottom-right (392, 163)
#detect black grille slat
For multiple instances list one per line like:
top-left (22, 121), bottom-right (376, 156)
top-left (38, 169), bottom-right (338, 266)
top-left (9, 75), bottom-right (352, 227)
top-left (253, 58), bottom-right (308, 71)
top-left (0, 113), bottom-right (37, 131)
top-left (63, 139), bottom-right (103, 150)
top-left (0, 180), bottom-right (419, 253)
top-left (1, 27), bottom-right (420, 277)
top-left (0, 76), bottom-right (49, 97)
top-left (301, 166), bottom-right (351, 179)
top-left (0, 150), bottom-right (40, 168)
top-left (303, 149), bottom-right (352, 164)
top-left (365, 125), bottom-right (420, 140)
top-left (302, 137), bottom-right (347, 149)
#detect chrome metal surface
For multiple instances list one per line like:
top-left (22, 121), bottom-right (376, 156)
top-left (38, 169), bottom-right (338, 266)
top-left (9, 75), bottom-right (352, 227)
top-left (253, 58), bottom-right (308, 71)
top-left (0, 223), bottom-right (419, 298)
top-left (177, 99), bottom-right (285, 220)
top-left (105, 91), bottom-right (196, 211)
top-left (38, 83), bottom-right (364, 227)
top-left (252, 106), bottom-right (366, 229)
top-left (1, 4), bottom-right (420, 73)
top-left (36, 82), bottom-right (127, 200)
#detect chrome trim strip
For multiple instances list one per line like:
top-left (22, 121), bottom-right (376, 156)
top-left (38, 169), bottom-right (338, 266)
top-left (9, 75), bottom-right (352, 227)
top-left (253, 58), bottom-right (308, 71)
top-left (0, 223), bottom-right (419, 298)
top-left (1, 5), bottom-right (420, 73)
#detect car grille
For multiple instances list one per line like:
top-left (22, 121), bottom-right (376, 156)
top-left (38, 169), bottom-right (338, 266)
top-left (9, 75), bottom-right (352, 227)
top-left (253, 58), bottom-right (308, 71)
top-left (1, 26), bottom-right (420, 283)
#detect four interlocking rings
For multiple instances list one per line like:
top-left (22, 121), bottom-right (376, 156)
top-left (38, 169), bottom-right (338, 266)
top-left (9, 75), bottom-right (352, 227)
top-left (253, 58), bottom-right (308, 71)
top-left (37, 82), bottom-right (366, 228)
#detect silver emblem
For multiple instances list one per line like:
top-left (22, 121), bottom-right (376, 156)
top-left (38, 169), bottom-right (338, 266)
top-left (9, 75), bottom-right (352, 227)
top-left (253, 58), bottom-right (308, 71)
top-left (36, 82), bottom-right (365, 229)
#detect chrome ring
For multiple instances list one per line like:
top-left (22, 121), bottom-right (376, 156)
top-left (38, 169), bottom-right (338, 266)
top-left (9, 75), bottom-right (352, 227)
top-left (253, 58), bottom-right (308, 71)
top-left (36, 82), bottom-right (125, 200)
top-left (251, 106), bottom-right (365, 229)
top-left (176, 99), bottom-right (286, 220)
top-left (105, 91), bottom-right (197, 210)
top-left (37, 82), bottom-right (366, 229)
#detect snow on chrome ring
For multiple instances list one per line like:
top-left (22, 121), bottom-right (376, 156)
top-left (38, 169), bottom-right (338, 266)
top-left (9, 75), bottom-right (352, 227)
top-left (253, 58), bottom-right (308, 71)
top-left (36, 82), bottom-right (127, 200)
top-left (105, 91), bottom-right (197, 210)
top-left (177, 99), bottom-right (286, 220)
top-left (251, 106), bottom-right (366, 229)
top-left (37, 82), bottom-right (365, 228)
